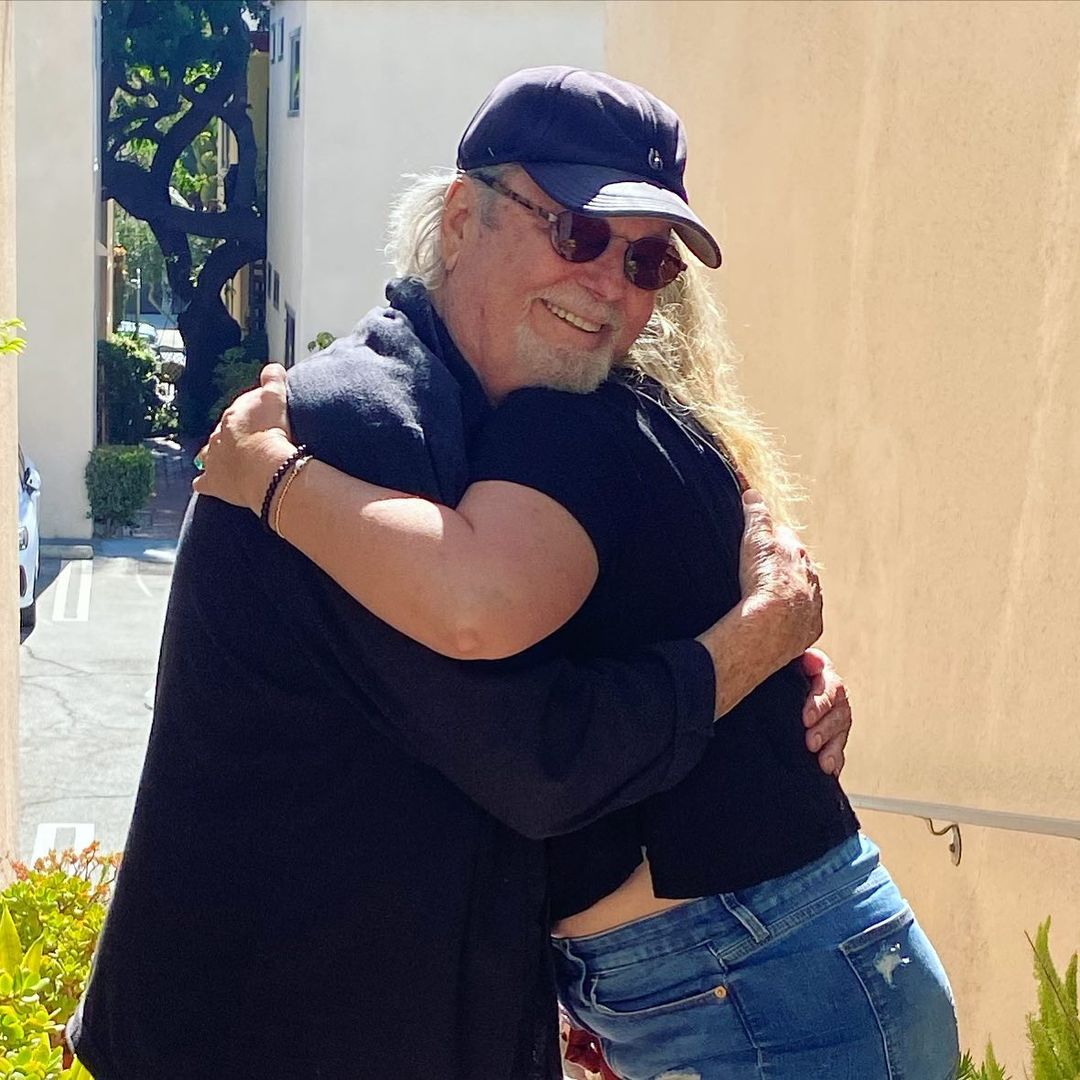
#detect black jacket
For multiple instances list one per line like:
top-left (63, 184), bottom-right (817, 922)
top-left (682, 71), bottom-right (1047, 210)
top-left (69, 279), bottom-right (716, 1080)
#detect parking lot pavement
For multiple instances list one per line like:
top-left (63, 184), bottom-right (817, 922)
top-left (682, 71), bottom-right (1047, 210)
top-left (17, 545), bottom-right (176, 861)
top-left (16, 438), bottom-right (195, 863)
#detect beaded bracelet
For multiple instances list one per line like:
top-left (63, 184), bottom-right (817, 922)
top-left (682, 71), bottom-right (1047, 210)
top-left (259, 444), bottom-right (309, 533)
top-left (271, 451), bottom-right (313, 536)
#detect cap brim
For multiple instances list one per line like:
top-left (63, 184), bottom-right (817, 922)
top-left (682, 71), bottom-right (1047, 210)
top-left (522, 162), bottom-right (722, 269)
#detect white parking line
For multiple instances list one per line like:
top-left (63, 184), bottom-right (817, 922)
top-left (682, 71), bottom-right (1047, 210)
top-left (51, 559), bottom-right (93, 622)
top-left (31, 822), bottom-right (96, 863)
top-left (134, 569), bottom-right (153, 598)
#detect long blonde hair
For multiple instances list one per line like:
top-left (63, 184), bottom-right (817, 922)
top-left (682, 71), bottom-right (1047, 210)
top-left (624, 251), bottom-right (804, 526)
top-left (387, 171), bottom-right (804, 524)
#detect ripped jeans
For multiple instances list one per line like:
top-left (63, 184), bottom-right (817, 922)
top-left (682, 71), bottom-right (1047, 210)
top-left (552, 834), bottom-right (959, 1080)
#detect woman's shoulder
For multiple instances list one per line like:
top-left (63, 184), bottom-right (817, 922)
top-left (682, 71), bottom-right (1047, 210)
top-left (490, 377), bottom-right (640, 442)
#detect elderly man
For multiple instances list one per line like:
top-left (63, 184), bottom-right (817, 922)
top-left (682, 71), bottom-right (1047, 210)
top-left (70, 69), bottom-right (850, 1080)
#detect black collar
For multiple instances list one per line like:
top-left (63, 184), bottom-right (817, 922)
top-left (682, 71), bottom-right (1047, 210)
top-left (385, 277), bottom-right (492, 444)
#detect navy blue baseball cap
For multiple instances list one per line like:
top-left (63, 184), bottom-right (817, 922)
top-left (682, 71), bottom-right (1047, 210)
top-left (457, 66), bottom-right (721, 268)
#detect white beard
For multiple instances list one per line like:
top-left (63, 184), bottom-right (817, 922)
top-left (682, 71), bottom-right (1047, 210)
top-left (513, 322), bottom-right (616, 394)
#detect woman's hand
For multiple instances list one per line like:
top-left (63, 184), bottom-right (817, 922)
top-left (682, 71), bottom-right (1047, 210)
top-left (801, 648), bottom-right (851, 777)
top-left (193, 364), bottom-right (296, 514)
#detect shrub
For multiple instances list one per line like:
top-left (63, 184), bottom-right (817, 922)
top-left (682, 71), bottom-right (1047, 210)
top-left (958, 918), bottom-right (1079, 1080)
top-left (957, 1046), bottom-right (1010, 1079)
top-left (0, 845), bottom-right (116, 1079)
top-left (306, 330), bottom-right (336, 353)
top-left (97, 337), bottom-right (159, 445)
top-left (0, 317), bottom-right (26, 357)
top-left (207, 352), bottom-right (264, 425)
top-left (207, 329), bottom-right (270, 425)
top-left (84, 445), bottom-right (155, 535)
top-left (149, 399), bottom-right (180, 437)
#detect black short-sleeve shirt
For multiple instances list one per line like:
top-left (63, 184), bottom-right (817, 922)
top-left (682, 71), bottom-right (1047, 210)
top-left (471, 375), bottom-right (858, 920)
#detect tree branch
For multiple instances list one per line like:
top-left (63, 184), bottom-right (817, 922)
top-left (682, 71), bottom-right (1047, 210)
top-left (155, 227), bottom-right (193, 308)
top-left (196, 239), bottom-right (256, 300)
top-left (221, 100), bottom-right (257, 210)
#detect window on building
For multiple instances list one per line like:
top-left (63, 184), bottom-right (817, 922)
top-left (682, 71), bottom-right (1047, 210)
top-left (284, 307), bottom-right (296, 369)
top-left (272, 270), bottom-right (280, 310)
top-left (277, 17), bottom-right (285, 62)
top-left (288, 30), bottom-right (301, 115)
top-left (269, 20), bottom-right (275, 63)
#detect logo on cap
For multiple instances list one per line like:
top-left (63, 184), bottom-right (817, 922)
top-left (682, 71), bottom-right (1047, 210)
top-left (648, 148), bottom-right (664, 171)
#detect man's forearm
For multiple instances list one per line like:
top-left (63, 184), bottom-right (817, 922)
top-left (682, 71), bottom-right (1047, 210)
top-left (698, 597), bottom-right (808, 718)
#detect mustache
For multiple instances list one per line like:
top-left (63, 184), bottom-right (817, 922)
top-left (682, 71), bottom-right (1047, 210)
top-left (536, 287), bottom-right (623, 333)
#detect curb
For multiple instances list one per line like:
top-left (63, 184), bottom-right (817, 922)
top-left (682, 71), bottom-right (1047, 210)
top-left (40, 544), bottom-right (94, 561)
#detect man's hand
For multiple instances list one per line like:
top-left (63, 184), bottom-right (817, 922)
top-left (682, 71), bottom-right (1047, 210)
top-left (738, 490), bottom-right (823, 668)
top-left (193, 364), bottom-right (295, 513)
top-left (696, 491), bottom-right (824, 718)
top-left (801, 648), bottom-right (851, 777)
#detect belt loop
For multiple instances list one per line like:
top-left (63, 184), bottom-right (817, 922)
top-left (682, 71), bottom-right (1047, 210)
top-left (551, 938), bottom-right (591, 1006)
top-left (720, 893), bottom-right (770, 944)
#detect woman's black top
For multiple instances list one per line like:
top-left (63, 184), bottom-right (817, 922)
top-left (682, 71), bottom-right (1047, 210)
top-left (472, 374), bottom-right (859, 919)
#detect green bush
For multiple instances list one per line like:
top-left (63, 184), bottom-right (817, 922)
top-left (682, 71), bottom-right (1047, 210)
top-left (0, 846), bottom-right (116, 1079)
top-left (84, 445), bottom-right (155, 535)
top-left (149, 399), bottom-right (180, 437)
top-left (208, 350), bottom-right (263, 425)
top-left (306, 330), bottom-right (336, 353)
top-left (0, 317), bottom-right (26, 357)
top-left (97, 337), bottom-right (159, 445)
top-left (958, 918), bottom-right (1079, 1080)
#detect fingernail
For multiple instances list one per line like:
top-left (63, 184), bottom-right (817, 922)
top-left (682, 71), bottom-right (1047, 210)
top-left (808, 734), bottom-right (821, 751)
top-left (823, 756), bottom-right (836, 773)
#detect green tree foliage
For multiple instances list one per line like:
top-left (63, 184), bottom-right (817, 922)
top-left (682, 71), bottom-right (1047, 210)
top-left (96, 337), bottom-right (159, 445)
top-left (208, 328), bottom-right (269, 423)
top-left (101, 0), bottom-right (267, 436)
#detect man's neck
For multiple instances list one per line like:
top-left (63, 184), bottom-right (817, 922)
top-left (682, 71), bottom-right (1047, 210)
top-left (429, 284), bottom-right (513, 404)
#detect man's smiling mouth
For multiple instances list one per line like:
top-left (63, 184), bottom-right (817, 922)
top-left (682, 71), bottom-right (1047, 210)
top-left (541, 299), bottom-right (604, 334)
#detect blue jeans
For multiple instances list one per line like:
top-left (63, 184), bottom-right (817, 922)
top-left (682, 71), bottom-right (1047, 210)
top-left (552, 834), bottom-right (959, 1080)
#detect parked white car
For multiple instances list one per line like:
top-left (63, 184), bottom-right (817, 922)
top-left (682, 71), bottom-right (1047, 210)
top-left (18, 445), bottom-right (40, 630)
top-left (117, 320), bottom-right (160, 346)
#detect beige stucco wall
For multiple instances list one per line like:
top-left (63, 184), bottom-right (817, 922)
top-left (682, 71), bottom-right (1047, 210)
top-left (0, 0), bottom-right (19, 868)
top-left (608, 0), bottom-right (1080, 1069)
top-left (14, 0), bottom-right (97, 538)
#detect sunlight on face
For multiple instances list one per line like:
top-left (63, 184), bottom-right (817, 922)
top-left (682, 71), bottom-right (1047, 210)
top-left (445, 170), bottom-right (663, 399)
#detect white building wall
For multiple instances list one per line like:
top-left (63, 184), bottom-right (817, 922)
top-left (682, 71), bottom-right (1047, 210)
top-left (267, 0), bottom-right (605, 361)
top-left (266, 0), bottom-right (305, 362)
top-left (14, 0), bottom-right (97, 538)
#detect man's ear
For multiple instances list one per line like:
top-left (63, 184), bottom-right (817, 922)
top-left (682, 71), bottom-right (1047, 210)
top-left (441, 175), bottom-right (474, 274)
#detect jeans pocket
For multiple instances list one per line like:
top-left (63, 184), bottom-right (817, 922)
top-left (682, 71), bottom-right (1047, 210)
top-left (587, 947), bottom-right (730, 1019)
top-left (840, 906), bottom-right (960, 1080)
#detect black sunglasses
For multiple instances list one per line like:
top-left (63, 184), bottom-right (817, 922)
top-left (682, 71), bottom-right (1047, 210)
top-left (472, 174), bottom-right (687, 292)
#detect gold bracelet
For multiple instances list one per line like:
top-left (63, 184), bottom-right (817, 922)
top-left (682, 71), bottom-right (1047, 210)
top-left (271, 453), bottom-right (313, 536)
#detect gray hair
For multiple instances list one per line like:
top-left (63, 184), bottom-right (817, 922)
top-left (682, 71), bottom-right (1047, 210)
top-left (384, 165), bottom-right (512, 289)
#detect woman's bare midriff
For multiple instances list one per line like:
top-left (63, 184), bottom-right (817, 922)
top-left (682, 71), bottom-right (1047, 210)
top-left (551, 857), bottom-right (699, 939)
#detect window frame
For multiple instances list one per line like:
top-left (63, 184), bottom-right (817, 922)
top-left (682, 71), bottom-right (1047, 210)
top-left (287, 28), bottom-right (301, 116)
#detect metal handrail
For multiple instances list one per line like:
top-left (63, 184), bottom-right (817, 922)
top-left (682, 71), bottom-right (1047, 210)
top-left (847, 793), bottom-right (1080, 866)
top-left (848, 794), bottom-right (1080, 840)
